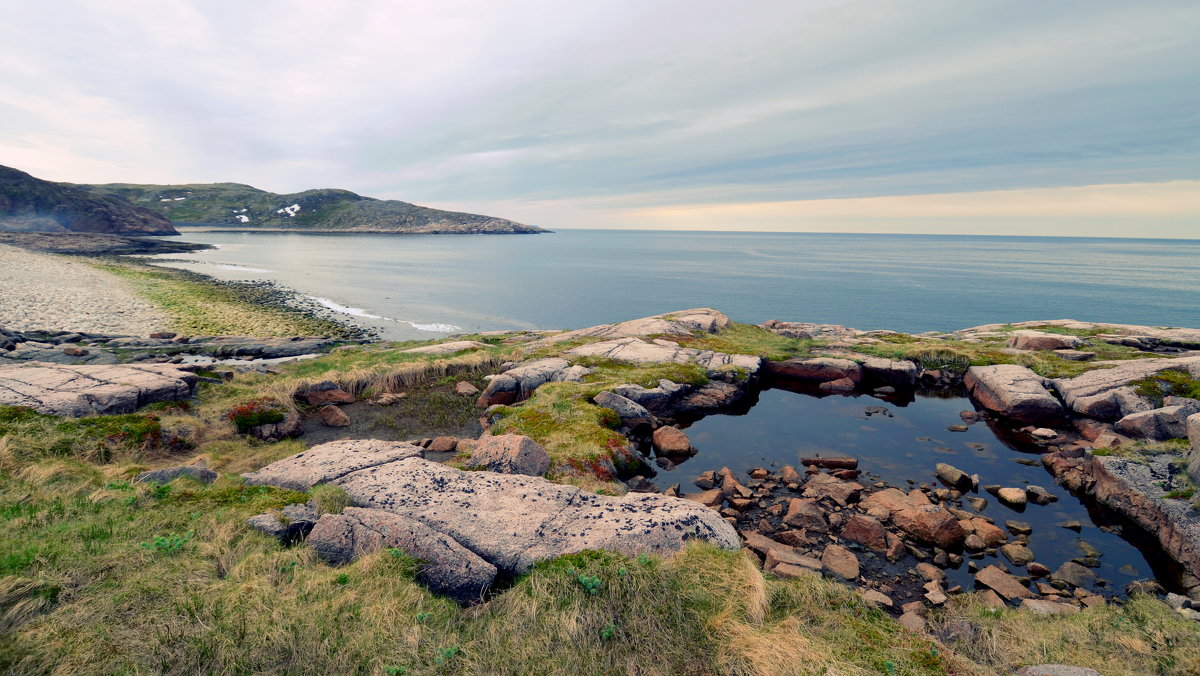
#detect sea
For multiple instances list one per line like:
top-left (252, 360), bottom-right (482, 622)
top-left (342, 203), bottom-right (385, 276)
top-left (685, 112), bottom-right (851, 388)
top-left (152, 229), bottom-right (1200, 340)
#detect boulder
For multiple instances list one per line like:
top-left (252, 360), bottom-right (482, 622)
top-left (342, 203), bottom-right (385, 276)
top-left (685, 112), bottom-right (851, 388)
top-left (801, 472), bottom-right (863, 506)
top-left (308, 507), bottom-right (497, 602)
top-left (861, 357), bottom-right (918, 389)
top-left (1001, 543), bottom-right (1035, 566)
top-left (427, 436), bottom-right (459, 453)
top-left (892, 505), bottom-right (966, 548)
top-left (135, 465), bottom-right (218, 485)
top-left (454, 381), bottom-right (479, 396)
top-left (964, 365), bottom-right (1063, 424)
top-left (839, 514), bottom-right (888, 552)
top-left (783, 498), bottom-right (828, 532)
top-left (303, 381), bottom-right (355, 405)
top-left (318, 405), bottom-right (351, 427)
top-left (974, 564), bottom-right (1034, 601)
top-left (820, 544), bottom-right (860, 580)
top-left (1006, 331), bottom-right (1086, 351)
top-left (685, 489), bottom-right (724, 508)
top-left (475, 358), bottom-right (571, 407)
top-left (651, 426), bottom-right (692, 455)
top-left (996, 487), bottom-right (1028, 508)
top-left (935, 463), bottom-right (971, 490)
top-left (764, 357), bottom-right (862, 385)
top-left (1051, 561), bottom-right (1097, 589)
top-left (247, 502), bottom-right (319, 543)
top-left (565, 337), bottom-right (761, 375)
top-left (399, 340), bottom-right (488, 355)
top-left (0, 362), bottom-right (197, 417)
top-left (1115, 401), bottom-right (1200, 441)
top-left (466, 434), bottom-right (551, 476)
top-left (533, 309), bottom-right (731, 346)
top-left (593, 391), bottom-right (657, 431)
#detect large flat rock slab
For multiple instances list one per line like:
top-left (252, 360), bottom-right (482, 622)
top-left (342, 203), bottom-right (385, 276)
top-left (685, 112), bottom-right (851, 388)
top-left (245, 440), bottom-right (740, 580)
top-left (955, 319), bottom-right (1200, 349)
top-left (531, 308), bottom-right (730, 346)
top-left (565, 337), bottom-right (760, 373)
top-left (0, 361), bottom-right (198, 416)
top-left (964, 364), bottom-right (1063, 424)
top-left (1052, 356), bottom-right (1200, 420)
top-left (242, 439), bottom-right (425, 491)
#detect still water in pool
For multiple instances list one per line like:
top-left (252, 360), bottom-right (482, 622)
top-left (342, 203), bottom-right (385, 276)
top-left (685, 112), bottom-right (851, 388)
top-left (665, 388), bottom-right (1168, 594)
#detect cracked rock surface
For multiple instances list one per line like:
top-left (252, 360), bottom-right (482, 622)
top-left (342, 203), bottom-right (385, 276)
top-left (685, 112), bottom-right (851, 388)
top-left (245, 439), bottom-right (739, 594)
top-left (0, 361), bottom-right (197, 416)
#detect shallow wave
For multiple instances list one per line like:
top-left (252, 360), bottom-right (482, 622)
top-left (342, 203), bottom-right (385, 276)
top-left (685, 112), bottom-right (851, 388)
top-left (309, 296), bottom-right (460, 332)
top-left (217, 264), bottom-right (271, 272)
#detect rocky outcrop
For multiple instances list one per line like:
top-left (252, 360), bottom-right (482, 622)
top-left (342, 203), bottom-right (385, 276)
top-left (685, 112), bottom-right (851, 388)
top-left (956, 319), bottom-right (1200, 351)
top-left (135, 465), bottom-right (218, 485)
top-left (565, 337), bottom-right (761, 374)
top-left (592, 391), bottom-right (657, 432)
top-left (308, 507), bottom-right (498, 602)
top-left (533, 308), bottom-right (730, 346)
top-left (861, 357), bottom-right (919, 389)
top-left (0, 333), bottom-right (361, 367)
top-left (475, 358), bottom-right (583, 407)
top-left (964, 365), bottom-right (1063, 424)
top-left (764, 357), bottom-right (862, 385)
top-left (1114, 400), bottom-right (1200, 440)
top-left (1188, 413), bottom-right (1200, 484)
top-left (0, 362), bottom-right (197, 416)
top-left (466, 434), bottom-right (551, 475)
top-left (1051, 357), bottom-right (1200, 420)
top-left (244, 440), bottom-right (740, 596)
top-left (1006, 330), bottom-right (1086, 351)
top-left (1, 164), bottom-right (177, 235)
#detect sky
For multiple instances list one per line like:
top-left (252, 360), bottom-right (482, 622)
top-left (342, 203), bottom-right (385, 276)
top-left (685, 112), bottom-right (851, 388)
top-left (1, 0), bottom-right (1197, 237)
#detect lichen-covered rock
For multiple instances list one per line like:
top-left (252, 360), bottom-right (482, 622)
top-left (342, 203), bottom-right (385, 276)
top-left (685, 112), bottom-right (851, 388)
top-left (475, 358), bottom-right (570, 407)
top-left (242, 439), bottom-right (424, 491)
top-left (308, 507), bottom-right (497, 602)
top-left (964, 364), bottom-right (1063, 424)
top-left (1052, 357), bottom-right (1200, 420)
top-left (466, 434), bottom-right (551, 476)
top-left (1006, 330), bottom-right (1086, 351)
top-left (532, 308), bottom-right (730, 346)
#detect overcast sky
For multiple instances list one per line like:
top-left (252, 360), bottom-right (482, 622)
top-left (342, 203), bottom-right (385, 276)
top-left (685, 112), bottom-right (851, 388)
top-left (2, 0), bottom-right (1197, 236)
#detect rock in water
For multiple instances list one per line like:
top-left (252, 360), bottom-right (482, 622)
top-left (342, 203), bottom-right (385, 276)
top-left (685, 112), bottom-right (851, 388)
top-left (964, 365), bottom-right (1063, 424)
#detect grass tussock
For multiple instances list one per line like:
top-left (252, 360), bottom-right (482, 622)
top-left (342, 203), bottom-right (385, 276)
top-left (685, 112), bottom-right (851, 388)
top-left (931, 594), bottom-right (1200, 675)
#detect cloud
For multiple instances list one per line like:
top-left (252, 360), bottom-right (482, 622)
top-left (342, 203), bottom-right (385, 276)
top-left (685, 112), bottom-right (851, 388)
top-left (0, 0), bottom-right (1196, 235)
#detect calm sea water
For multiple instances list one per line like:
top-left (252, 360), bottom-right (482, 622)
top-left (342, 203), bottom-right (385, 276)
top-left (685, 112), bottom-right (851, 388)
top-left (153, 230), bottom-right (1200, 340)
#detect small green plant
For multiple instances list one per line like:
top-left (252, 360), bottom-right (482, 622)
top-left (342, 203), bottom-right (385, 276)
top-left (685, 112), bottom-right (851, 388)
top-left (383, 667), bottom-right (408, 676)
top-left (225, 398), bottom-right (286, 433)
top-left (1164, 489), bottom-right (1195, 500)
top-left (415, 612), bottom-right (433, 624)
top-left (140, 531), bottom-right (192, 554)
top-left (310, 483), bottom-right (350, 514)
top-left (335, 573), bottom-right (349, 585)
top-left (279, 560), bottom-right (297, 583)
top-left (148, 483), bottom-right (173, 500)
top-left (600, 623), bottom-right (616, 640)
top-left (105, 480), bottom-right (132, 491)
top-left (435, 646), bottom-right (460, 665)
top-left (577, 574), bottom-right (603, 595)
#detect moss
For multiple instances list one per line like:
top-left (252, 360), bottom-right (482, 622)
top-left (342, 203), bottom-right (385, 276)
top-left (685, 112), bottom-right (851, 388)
top-left (573, 356), bottom-right (710, 388)
top-left (1132, 369), bottom-right (1200, 406)
top-left (656, 322), bottom-right (818, 361)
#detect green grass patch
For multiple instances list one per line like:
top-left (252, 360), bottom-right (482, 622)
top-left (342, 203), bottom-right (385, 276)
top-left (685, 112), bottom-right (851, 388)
top-left (657, 322), bottom-right (819, 361)
top-left (88, 259), bottom-right (360, 338)
top-left (573, 356), bottom-right (710, 388)
top-left (0, 406), bottom-right (175, 465)
top-left (852, 334), bottom-right (1124, 378)
top-left (1132, 369), bottom-right (1200, 406)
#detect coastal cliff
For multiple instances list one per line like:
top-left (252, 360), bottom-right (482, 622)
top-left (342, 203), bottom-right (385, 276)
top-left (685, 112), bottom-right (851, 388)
top-left (0, 164), bottom-right (177, 235)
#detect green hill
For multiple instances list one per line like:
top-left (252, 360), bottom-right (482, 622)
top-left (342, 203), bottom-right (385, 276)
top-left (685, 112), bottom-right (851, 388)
top-left (0, 165), bottom-right (177, 235)
top-left (84, 182), bottom-right (547, 234)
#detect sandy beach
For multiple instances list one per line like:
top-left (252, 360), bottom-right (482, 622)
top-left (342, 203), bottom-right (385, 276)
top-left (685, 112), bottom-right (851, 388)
top-left (0, 243), bottom-right (167, 335)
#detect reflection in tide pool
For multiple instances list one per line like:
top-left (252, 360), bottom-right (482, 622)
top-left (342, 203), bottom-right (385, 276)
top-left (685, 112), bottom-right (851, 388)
top-left (673, 388), bottom-right (1166, 594)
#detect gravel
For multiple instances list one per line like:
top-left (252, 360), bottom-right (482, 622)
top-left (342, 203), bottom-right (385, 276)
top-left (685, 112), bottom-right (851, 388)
top-left (0, 244), bottom-right (168, 335)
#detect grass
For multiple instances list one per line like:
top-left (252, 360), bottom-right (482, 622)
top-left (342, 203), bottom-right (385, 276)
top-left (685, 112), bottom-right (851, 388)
top-left (931, 593), bottom-right (1200, 675)
top-left (1132, 369), bottom-right (1200, 407)
top-left (657, 322), bottom-right (820, 361)
top-left (88, 258), bottom-right (361, 338)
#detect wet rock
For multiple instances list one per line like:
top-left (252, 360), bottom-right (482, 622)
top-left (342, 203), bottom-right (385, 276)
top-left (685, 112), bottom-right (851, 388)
top-left (996, 487), bottom-right (1028, 508)
top-left (839, 514), bottom-right (888, 552)
top-left (964, 533), bottom-right (986, 551)
top-left (861, 357), bottom-right (918, 389)
top-left (308, 507), bottom-right (497, 602)
top-left (651, 425), bottom-right (693, 455)
top-left (819, 377), bottom-right (856, 393)
top-left (935, 462), bottom-right (971, 490)
top-left (967, 496), bottom-right (988, 511)
top-left (1006, 520), bottom-right (1033, 535)
top-left (820, 544), bottom-right (860, 580)
top-left (135, 465), bottom-right (218, 485)
top-left (1059, 520), bottom-right (1082, 532)
top-left (915, 562), bottom-right (945, 582)
top-left (798, 456), bottom-right (858, 470)
top-left (685, 489), bottom-right (724, 509)
top-left (1051, 561), bottom-right (1097, 589)
top-left (892, 505), bottom-right (966, 548)
top-left (1028, 562), bottom-right (1051, 577)
top-left (801, 472), bottom-right (863, 506)
top-left (964, 364), bottom-right (1063, 424)
top-left (1022, 486), bottom-right (1056, 506)
top-left (765, 357), bottom-right (862, 385)
top-left (975, 564), bottom-right (1034, 601)
top-left (779, 465), bottom-right (801, 484)
top-left (1001, 543), bottom-right (1035, 566)
top-left (783, 498), bottom-right (829, 532)
top-left (467, 434), bottom-right (551, 476)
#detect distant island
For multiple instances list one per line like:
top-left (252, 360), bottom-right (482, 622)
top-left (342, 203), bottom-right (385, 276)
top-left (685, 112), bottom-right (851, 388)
top-left (84, 181), bottom-right (547, 234)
